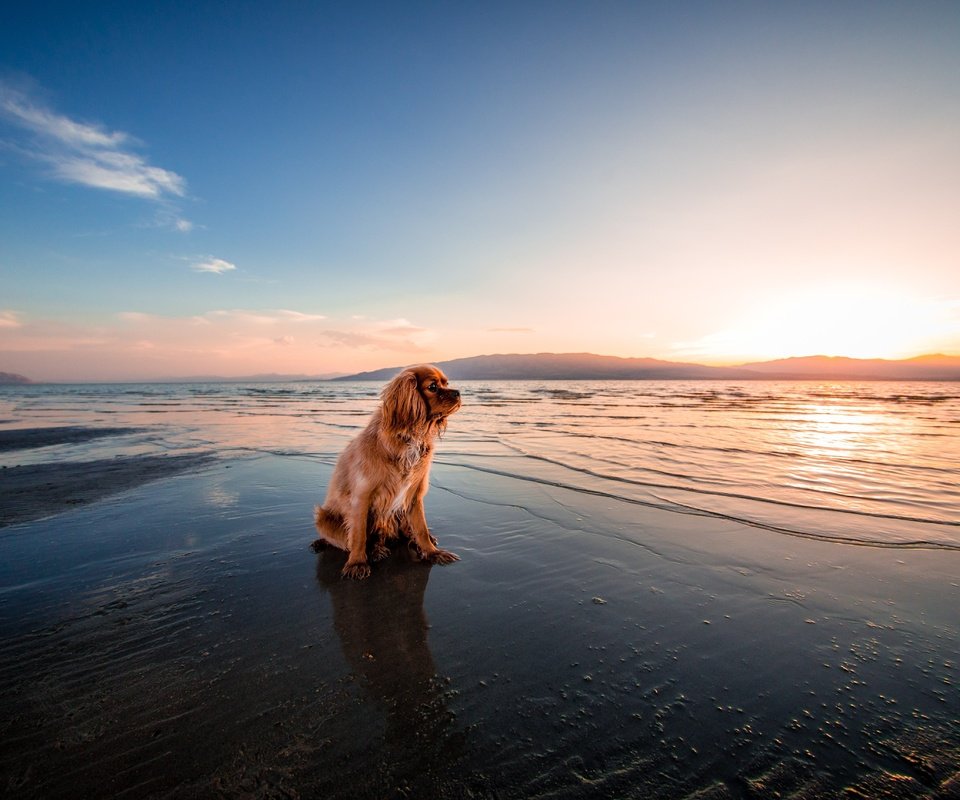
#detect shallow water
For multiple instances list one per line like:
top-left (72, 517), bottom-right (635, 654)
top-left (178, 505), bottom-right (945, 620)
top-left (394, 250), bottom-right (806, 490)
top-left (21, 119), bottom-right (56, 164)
top-left (2, 379), bottom-right (958, 547)
top-left (1, 380), bottom-right (958, 798)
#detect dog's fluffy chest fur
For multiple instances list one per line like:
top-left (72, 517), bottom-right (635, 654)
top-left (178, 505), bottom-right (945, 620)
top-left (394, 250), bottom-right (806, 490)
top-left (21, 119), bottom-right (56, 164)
top-left (388, 439), bottom-right (428, 513)
top-left (398, 437), bottom-right (428, 474)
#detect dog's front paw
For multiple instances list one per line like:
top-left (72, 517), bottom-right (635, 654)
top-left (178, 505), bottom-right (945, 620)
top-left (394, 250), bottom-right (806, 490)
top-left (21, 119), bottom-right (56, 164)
top-left (341, 561), bottom-right (371, 580)
top-left (371, 542), bottom-right (390, 562)
top-left (427, 549), bottom-right (460, 566)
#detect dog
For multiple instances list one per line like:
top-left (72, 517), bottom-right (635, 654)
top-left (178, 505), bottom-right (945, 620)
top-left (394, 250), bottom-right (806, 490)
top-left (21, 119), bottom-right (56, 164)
top-left (312, 364), bottom-right (462, 579)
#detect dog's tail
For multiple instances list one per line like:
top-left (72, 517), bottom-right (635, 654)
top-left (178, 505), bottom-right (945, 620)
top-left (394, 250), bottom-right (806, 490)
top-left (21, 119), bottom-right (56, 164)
top-left (313, 505), bottom-right (347, 550)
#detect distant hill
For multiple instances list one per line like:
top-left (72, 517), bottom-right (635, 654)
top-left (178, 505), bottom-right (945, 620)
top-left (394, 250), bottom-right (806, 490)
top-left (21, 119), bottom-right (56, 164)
top-left (739, 354), bottom-right (960, 381)
top-left (338, 353), bottom-right (761, 381)
top-left (336, 352), bottom-right (960, 381)
top-left (0, 372), bottom-right (32, 385)
top-left (144, 372), bottom-right (347, 383)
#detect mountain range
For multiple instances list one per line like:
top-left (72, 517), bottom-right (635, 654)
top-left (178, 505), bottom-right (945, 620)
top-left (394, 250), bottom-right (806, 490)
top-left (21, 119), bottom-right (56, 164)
top-left (336, 352), bottom-right (960, 382)
top-left (4, 354), bottom-right (960, 384)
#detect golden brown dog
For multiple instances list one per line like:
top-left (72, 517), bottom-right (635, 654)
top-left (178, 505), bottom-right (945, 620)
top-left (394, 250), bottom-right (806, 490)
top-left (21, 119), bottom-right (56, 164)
top-left (312, 364), bottom-right (461, 579)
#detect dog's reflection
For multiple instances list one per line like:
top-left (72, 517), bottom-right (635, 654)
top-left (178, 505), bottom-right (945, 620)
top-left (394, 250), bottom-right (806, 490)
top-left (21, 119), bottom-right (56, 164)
top-left (314, 543), bottom-right (462, 775)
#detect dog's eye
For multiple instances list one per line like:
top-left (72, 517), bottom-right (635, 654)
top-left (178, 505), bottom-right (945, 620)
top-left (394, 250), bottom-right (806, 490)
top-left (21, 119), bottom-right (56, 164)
top-left (427, 381), bottom-right (438, 392)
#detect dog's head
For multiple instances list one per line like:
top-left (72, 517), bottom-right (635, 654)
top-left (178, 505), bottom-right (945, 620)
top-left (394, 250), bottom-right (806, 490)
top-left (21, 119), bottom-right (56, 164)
top-left (381, 364), bottom-right (461, 433)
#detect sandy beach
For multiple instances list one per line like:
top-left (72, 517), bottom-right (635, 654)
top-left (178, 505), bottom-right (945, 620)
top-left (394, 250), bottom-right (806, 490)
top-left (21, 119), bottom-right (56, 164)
top-left (1, 386), bottom-right (959, 799)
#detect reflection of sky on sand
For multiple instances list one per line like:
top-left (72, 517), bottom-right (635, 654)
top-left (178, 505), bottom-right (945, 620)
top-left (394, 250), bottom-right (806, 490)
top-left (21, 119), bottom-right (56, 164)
top-left (205, 485), bottom-right (239, 509)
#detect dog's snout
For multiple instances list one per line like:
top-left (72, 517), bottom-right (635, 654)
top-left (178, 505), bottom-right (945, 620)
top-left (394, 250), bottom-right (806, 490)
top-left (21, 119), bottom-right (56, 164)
top-left (448, 388), bottom-right (461, 399)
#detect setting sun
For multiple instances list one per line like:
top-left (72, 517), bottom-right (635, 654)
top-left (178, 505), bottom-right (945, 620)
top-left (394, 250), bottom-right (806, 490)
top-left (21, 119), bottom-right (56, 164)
top-left (687, 286), bottom-right (958, 363)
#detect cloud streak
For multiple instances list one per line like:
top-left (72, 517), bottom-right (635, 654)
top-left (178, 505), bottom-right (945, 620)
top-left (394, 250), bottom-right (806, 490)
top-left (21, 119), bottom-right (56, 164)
top-left (0, 308), bottom-right (442, 380)
top-left (319, 330), bottom-right (429, 352)
top-left (0, 310), bottom-right (23, 328)
top-left (0, 81), bottom-right (187, 201)
top-left (203, 308), bottom-right (326, 323)
top-left (318, 319), bottom-right (432, 352)
top-left (192, 258), bottom-right (237, 274)
top-left (117, 308), bottom-right (329, 328)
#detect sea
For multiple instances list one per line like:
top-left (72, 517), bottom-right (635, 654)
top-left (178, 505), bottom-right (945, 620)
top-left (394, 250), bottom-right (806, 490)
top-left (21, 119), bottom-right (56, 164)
top-left (2, 379), bottom-right (957, 549)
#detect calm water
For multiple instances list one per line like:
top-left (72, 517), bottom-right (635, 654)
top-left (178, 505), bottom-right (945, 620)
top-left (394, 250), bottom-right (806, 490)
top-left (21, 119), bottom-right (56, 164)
top-left (2, 379), bottom-right (957, 548)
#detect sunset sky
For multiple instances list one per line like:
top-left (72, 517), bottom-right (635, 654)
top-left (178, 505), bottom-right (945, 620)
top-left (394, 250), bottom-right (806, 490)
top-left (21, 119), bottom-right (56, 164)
top-left (2, 1), bottom-right (959, 381)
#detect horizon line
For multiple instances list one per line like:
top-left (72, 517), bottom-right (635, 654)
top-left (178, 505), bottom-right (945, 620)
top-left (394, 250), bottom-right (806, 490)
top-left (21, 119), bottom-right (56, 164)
top-left (4, 350), bottom-right (959, 385)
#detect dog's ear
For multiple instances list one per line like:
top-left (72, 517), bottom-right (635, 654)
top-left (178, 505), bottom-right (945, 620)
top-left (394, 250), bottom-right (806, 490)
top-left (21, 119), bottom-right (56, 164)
top-left (381, 369), bottom-right (425, 431)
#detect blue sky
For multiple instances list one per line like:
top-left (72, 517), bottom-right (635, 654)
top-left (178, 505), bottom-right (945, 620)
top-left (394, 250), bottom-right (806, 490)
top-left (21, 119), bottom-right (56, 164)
top-left (2, 1), bottom-right (959, 380)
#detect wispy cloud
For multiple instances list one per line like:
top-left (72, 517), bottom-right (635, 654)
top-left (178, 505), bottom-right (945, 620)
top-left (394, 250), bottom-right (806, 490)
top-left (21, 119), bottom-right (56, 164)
top-left (145, 210), bottom-right (196, 233)
top-left (319, 319), bottom-right (432, 352)
top-left (0, 81), bottom-right (189, 205)
top-left (0, 310), bottom-right (23, 329)
top-left (192, 258), bottom-right (236, 274)
top-left (319, 329), bottom-right (428, 352)
top-left (275, 310), bottom-right (327, 323)
top-left (204, 308), bottom-right (326, 323)
top-left (488, 326), bottom-right (534, 333)
top-left (1, 309), bottom-right (440, 380)
top-left (378, 319), bottom-right (428, 336)
top-left (0, 89), bottom-right (128, 149)
top-left (50, 149), bottom-right (185, 197)
top-left (122, 314), bottom-right (415, 355)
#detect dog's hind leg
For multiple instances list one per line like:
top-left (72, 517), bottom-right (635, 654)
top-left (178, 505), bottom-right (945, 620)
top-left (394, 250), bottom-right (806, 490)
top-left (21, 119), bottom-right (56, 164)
top-left (369, 502), bottom-right (400, 562)
top-left (370, 516), bottom-right (393, 563)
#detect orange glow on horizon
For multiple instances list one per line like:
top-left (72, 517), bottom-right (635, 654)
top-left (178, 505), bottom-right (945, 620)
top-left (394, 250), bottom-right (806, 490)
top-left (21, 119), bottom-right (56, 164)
top-left (673, 286), bottom-right (959, 364)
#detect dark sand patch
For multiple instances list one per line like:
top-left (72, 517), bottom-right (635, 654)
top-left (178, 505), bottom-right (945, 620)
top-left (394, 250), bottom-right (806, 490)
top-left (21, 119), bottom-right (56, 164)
top-left (0, 426), bottom-right (146, 452)
top-left (0, 453), bottom-right (215, 527)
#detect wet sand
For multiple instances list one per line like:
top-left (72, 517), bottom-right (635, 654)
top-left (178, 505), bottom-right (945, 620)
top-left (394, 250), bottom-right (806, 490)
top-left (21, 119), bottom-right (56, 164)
top-left (1, 443), bottom-right (959, 797)
top-left (0, 426), bottom-right (147, 452)
top-left (0, 427), bottom-right (214, 527)
top-left (0, 454), bottom-right (216, 527)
